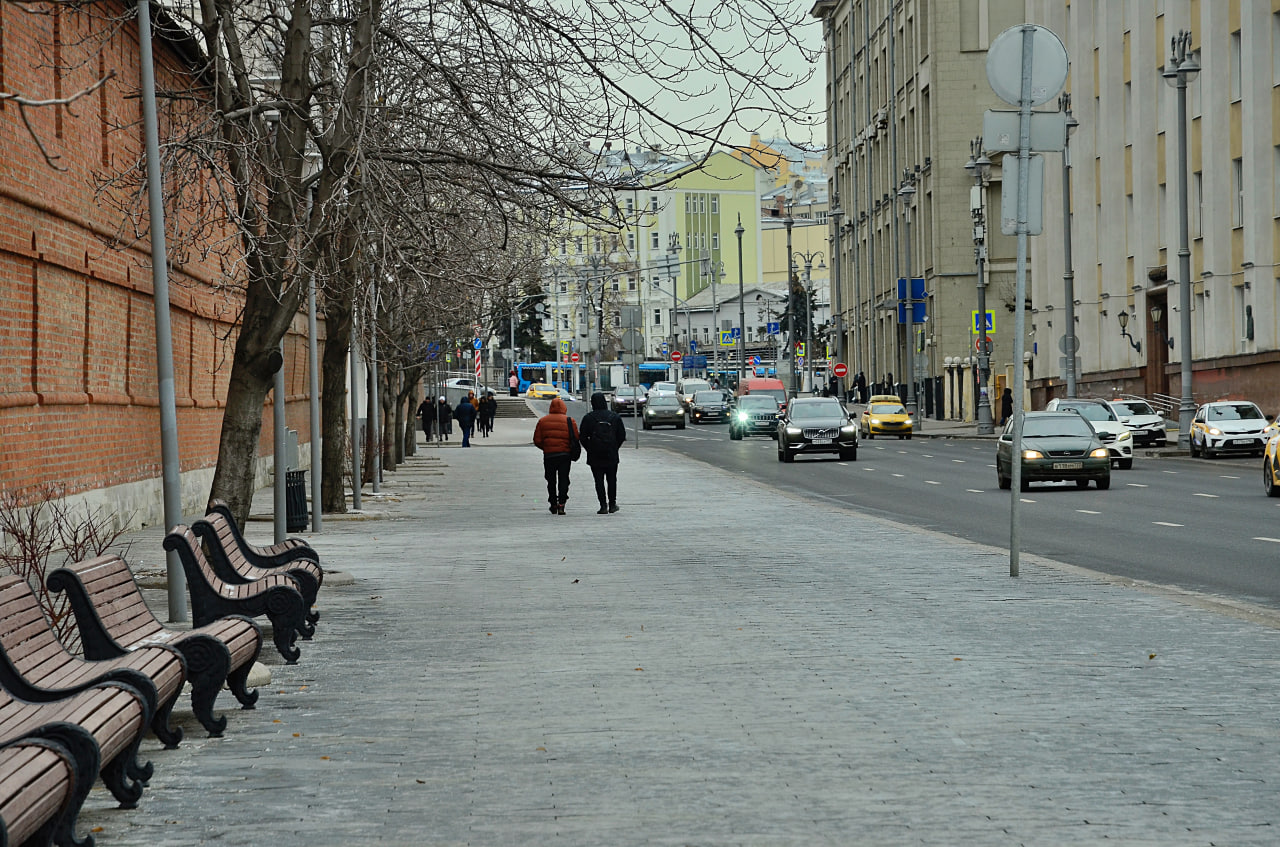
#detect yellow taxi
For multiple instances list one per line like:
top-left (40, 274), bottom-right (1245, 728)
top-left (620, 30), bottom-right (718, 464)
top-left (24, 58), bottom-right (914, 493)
top-left (1263, 433), bottom-right (1280, 496)
top-left (860, 396), bottom-right (913, 440)
top-left (524, 382), bottom-right (559, 400)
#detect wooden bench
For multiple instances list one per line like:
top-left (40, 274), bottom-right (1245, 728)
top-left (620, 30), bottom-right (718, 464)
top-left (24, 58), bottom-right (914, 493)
top-left (0, 575), bottom-right (186, 751)
top-left (192, 511), bottom-right (322, 638)
top-left (0, 680), bottom-right (152, 810)
top-left (205, 499), bottom-right (316, 565)
top-left (163, 526), bottom-right (306, 664)
top-left (47, 555), bottom-right (264, 738)
top-left (0, 724), bottom-right (97, 847)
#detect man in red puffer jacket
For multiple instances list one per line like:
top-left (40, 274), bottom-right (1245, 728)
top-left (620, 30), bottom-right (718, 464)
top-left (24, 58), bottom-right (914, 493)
top-left (533, 397), bottom-right (579, 515)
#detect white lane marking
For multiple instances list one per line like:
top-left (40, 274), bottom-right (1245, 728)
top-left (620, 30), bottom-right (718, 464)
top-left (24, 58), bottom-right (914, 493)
top-left (1076, 509), bottom-right (1101, 515)
top-left (925, 480), bottom-right (941, 485)
top-left (922, 454), bottom-right (934, 458)
top-left (1020, 498), bottom-right (1035, 503)
top-left (862, 466), bottom-right (876, 471)
top-left (1254, 537), bottom-right (1280, 544)
top-left (892, 473), bottom-right (905, 478)
top-left (1153, 521), bottom-right (1184, 527)
top-left (1192, 493), bottom-right (1219, 498)
top-left (1221, 475), bottom-right (1241, 479)
top-left (1162, 470), bottom-right (1179, 474)
top-left (952, 459), bottom-right (966, 464)
top-left (966, 489), bottom-right (984, 493)
top-left (1127, 483), bottom-right (1149, 487)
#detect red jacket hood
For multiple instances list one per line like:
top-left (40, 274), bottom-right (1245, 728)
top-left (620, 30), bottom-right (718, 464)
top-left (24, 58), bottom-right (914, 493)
top-left (549, 397), bottom-right (567, 414)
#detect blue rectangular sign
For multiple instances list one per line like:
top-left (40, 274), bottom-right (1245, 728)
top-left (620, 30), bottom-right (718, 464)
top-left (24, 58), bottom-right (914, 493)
top-left (897, 277), bottom-right (927, 324)
top-left (766, 322), bottom-right (780, 335)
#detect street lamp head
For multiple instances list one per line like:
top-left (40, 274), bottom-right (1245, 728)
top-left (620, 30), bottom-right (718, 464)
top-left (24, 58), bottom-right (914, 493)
top-left (734, 214), bottom-right (745, 237)
top-left (1117, 310), bottom-right (1129, 330)
top-left (1150, 304), bottom-right (1163, 324)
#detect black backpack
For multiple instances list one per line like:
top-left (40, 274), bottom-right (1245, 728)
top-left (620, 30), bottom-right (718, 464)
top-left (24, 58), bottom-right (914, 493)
top-left (589, 413), bottom-right (619, 451)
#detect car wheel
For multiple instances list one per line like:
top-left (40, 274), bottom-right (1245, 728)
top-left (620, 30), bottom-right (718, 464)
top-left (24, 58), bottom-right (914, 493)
top-left (777, 446), bottom-right (785, 462)
top-left (730, 428), bottom-right (741, 440)
top-left (783, 449), bottom-right (795, 463)
top-left (1019, 477), bottom-right (1030, 492)
top-left (1076, 479), bottom-right (1090, 489)
top-left (906, 433), bottom-right (913, 440)
top-left (1118, 458), bottom-right (1133, 470)
top-left (898, 434), bottom-right (905, 440)
top-left (643, 421), bottom-right (652, 430)
top-left (998, 473), bottom-right (1011, 490)
top-left (1094, 476), bottom-right (1111, 490)
top-left (1266, 459), bottom-right (1280, 497)
top-left (839, 447), bottom-right (857, 461)
top-left (866, 432), bottom-right (874, 439)
top-left (677, 421), bottom-right (686, 430)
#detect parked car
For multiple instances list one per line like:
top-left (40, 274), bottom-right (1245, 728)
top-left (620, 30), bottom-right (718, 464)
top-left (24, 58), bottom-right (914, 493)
top-left (648, 381), bottom-right (679, 399)
top-left (524, 382), bottom-right (558, 400)
top-left (996, 411), bottom-right (1111, 490)
top-left (1190, 400), bottom-right (1279, 458)
top-left (445, 377), bottom-right (490, 394)
top-left (859, 400), bottom-right (913, 439)
top-left (730, 395), bottom-right (782, 440)
top-left (689, 390), bottom-right (730, 424)
top-left (556, 387), bottom-right (577, 402)
top-left (611, 385), bottom-right (648, 415)
top-left (776, 397), bottom-right (858, 462)
top-left (1263, 434), bottom-right (1280, 496)
top-left (1043, 397), bottom-right (1134, 469)
top-left (643, 395), bottom-right (686, 430)
top-left (1105, 398), bottom-right (1168, 446)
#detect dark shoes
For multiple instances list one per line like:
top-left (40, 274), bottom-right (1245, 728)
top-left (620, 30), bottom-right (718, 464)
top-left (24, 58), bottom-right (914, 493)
top-left (556, 504), bottom-right (566, 515)
top-left (597, 506), bottom-right (609, 515)
top-left (608, 504), bottom-right (619, 513)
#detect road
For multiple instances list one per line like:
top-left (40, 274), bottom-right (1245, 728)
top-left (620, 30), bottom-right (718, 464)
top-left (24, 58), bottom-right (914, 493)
top-left (630, 416), bottom-right (1280, 613)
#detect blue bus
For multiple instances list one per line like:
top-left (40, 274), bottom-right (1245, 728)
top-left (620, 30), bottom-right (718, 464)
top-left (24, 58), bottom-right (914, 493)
top-left (514, 361), bottom-right (588, 392)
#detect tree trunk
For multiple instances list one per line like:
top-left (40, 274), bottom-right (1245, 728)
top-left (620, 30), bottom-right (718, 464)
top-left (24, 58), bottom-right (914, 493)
top-left (320, 295), bottom-right (352, 513)
top-left (404, 377), bottom-right (420, 458)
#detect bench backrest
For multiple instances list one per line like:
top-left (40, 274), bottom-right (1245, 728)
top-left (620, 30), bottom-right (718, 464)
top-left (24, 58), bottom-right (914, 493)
top-left (48, 555), bottom-right (164, 648)
top-left (0, 576), bottom-right (80, 688)
top-left (163, 526), bottom-right (226, 591)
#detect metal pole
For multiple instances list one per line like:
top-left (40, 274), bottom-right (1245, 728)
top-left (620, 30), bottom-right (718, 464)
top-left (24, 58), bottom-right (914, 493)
top-left (969, 140), bottom-right (995, 434)
top-left (831, 206), bottom-right (844, 391)
top-left (349, 311), bottom-right (363, 511)
top-left (1169, 31), bottom-right (1198, 450)
top-left (736, 216), bottom-right (746, 386)
top-left (1060, 93), bottom-right (1078, 398)
top-left (900, 176), bottom-right (918, 421)
top-left (138, 0), bottom-right (186, 621)
top-left (785, 211), bottom-right (796, 397)
top-left (369, 296), bottom-right (381, 494)
top-left (273, 342), bottom-right (286, 542)
top-left (307, 266), bottom-right (322, 532)
top-left (804, 258), bottom-right (813, 394)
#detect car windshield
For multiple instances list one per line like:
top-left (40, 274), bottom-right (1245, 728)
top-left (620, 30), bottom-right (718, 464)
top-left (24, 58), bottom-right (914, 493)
top-left (1060, 403), bottom-right (1116, 422)
top-left (694, 392), bottom-right (722, 403)
top-left (1022, 415), bottom-right (1093, 438)
top-left (869, 403), bottom-right (905, 414)
top-left (790, 401), bottom-right (843, 420)
top-left (739, 396), bottom-right (777, 409)
top-left (1112, 401), bottom-right (1156, 416)
top-left (649, 397), bottom-right (680, 408)
top-left (652, 383), bottom-right (676, 393)
top-left (1208, 403), bottom-right (1263, 421)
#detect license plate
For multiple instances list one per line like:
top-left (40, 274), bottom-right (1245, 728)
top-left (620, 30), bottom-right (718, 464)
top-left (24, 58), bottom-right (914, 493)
top-left (1234, 439), bottom-right (1257, 446)
top-left (812, 438), bottom-right (833, 445)
top-left (1052, 461), bottom-right (1082, 470)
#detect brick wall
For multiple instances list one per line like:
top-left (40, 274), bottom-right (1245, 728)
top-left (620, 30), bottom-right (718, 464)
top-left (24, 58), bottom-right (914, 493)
top-left (0, 2), bottom-right (322, 516)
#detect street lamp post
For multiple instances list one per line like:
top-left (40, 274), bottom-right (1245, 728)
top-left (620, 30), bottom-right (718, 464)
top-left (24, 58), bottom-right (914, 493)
top-left (790, 249), bottom-right (826, 395)
top-left (1164, 29), bottom-right (1199, 449)
top-left (784, 208), bottom-right (797, 397)
top-left (1059, 93), bottom-right (1080, 398)
top-left (966, 138), bottom-right (995, 434)
top-left (735, 215), bottom-right (746, 386)
top-left (667, 234), bottom-right (681, 370)
top-left (897, 169), bottom-right (919, 422)
top-left (830, 205), bottom-right (844, 394)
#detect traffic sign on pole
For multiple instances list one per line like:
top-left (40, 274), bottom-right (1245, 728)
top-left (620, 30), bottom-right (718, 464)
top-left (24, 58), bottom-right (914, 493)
top-left (671, 350), bottom-right (683, 363)
top-left (570, 351), bottom-right (581, 362)
top-left (832, 363), bottom-right (849, 379)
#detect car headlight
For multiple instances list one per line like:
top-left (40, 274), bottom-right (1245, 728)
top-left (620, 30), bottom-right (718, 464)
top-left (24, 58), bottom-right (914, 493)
top-left (646, 408), bottom-right (655, 416)
top-left (904, 418), bottom-right (913, 426)
top-left (736, 411), bottom-right (749, 422)
top-left (1022, 449), bottom-right (1044, 460)
top-left (786, 426), bottom-right (803, 436)
top-left (869, 418), bottom-right (881, 425)
top-left (1207, 427), bottom-right (1222, 435)
top-left (1089, 448), bottom-right (1109, 459)
top-left (840, 425), bottom-right (858, 434)
top-left (1117, 430), bottom-right (1131, 441)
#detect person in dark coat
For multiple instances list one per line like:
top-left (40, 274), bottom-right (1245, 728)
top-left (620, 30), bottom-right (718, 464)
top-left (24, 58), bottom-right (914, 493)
top-left (436, 396), bottom-right (453, 440)
top-left (417, 398), bottom-right (434, 440)
top-left (480, 392), bottom-right (497, 437)
top-left (999, 388), bottom-right (1014, 427)
top-left (533, 397), bottom-right (579, 514)
top-left (453, 395), bottom-right (477, 447)
top-left (580, 391), bottom-right (627, 514)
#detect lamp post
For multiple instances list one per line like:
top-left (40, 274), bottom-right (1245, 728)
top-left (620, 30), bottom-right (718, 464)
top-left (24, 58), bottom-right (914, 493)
top-left (897, 168), bottom-right (919, 423)
top-left (830, 205), bottom-right (845, 394)
top-left (1059, 93), bottom-right (1080, 398)
top-left (735, 215), bottom-right (746, 386)
top-left (1164, 29), bottom-right (1199, 449)
top-left (667, 233), bottom-right (681, 367)
top-left (965, 138), bottom-right (995, 434)
top-left (784, 207), bottom-right (797, 396)
top-left (790, 248), bottom-right (826, 394)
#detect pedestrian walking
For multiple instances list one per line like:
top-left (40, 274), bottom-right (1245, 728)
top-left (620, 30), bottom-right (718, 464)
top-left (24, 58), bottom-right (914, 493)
top-left (453, 395), bottom-right (477, 447)
top-left (580, 391), bottom-right (627, 514)
top-left (416, 397), bottom-right (434, 440)
top-left (508, 370), bottom-right (519, 397)
top-left (436, 396), bottom-right (453, 441)
top-left (999, 387), bottom-right (1014, 427)
top-left (533, 397), bottom-right (579, 515)
top-left (479, 392), bottom-right (497, 437)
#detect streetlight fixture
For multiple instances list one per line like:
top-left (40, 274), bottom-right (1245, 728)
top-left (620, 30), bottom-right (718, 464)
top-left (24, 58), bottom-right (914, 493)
top-left (783, 206), bottom-right (797, 396)
top-left (1059, 92), bottom-right (1080, 398)
top-left (1117, 310), bottom-right (1142, 353)
top-left (1164, 28), bottom-right (1199, 449)
top-left (1150, 304), bottom-right (1174, 349)
top-left (965, 137), bottom-right (995, 434)
top-left (830, 204), bottom-right (844, 392)
top-left (897, 168), bottom-right (920, 425)
top-left (735, 215), bottom-right (746, 387)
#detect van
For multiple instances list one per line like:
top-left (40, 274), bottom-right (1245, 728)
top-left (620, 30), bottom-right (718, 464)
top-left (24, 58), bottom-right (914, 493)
top-left (738, 377), bottom-right (788, 409)
top-left (677, 378), bottom-right (712, 408)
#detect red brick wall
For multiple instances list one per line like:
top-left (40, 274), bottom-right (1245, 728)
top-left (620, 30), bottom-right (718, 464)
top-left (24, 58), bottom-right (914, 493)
top-left (0, 3), bottom-right (321, 504)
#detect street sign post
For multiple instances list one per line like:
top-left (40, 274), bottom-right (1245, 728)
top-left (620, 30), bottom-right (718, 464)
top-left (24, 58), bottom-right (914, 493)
top-left (670, 350), bottom-right (683, 363)
top-left (832, 363), bottom-right (849, 379)
top-left (570, 351), bottom-right (580, 363)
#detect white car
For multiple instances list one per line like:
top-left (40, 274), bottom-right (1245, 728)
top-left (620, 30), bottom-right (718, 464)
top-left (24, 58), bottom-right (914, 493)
top-left (1044, 398), bottom-right (1134, 469)
top-left (445, 377), bottom-right (490, 394)
top-left (1105, 399), bottom-right (1168, 447)
top-left (1190, 401), bottom-right (1280, 458)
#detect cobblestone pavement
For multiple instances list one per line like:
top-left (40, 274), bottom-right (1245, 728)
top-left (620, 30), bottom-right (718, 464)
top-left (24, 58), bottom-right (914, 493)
top-left (77, 416), bottom-right (1280, 845)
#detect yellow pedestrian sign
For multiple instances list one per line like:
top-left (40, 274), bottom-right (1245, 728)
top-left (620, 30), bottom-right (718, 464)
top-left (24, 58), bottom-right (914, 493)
top-left (718, 330), bottom-right (735, 347)
top-left (971, 310), bottom-right (996, 334)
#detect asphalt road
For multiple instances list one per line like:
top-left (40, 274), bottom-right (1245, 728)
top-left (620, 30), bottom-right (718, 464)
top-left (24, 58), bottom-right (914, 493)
top-left (632, 416), bottom-right (1280, 613)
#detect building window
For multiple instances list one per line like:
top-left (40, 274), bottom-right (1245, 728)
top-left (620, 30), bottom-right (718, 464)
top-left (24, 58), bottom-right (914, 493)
top-left (684, 195), bottom-right (691, 213)
top-left (627, 232), bottom-right (636, 250)
top-left (611, 278), bottom-right (620, 292)
top-left (651, 231), bottom-right (660, 249)
top-left (653, 308), bottom-right (662, 326)
top-left (711, 232), bottom-right (720, 250)
top-left (1124, 82), bottom-right (1132, 145)
top-left (612, 313), bottom-right (621, 329)
top-left (625, 198), bottom-right (634, 213)
top-left (559, 239), bottom-right (567, 255)
top-left (1274, 14), bottom-right (1280, 84)
top-left (1233, 158), bottom-right (1244, 227)
top-left (651, 196), bottom-right (659, 212)
top-left (1194, 172), bottom-right (1203, 237)
top-left (1230, 31), bottom-right (1241, 101)
top-left (1274, 146), bottom-right (1280, 216)
top-left (575, 236), bottom-right (583, 254)
top-left (710, 196), bottom-right (719, 213)
top-left (594, 235), bottom-right (603, 252)
top-left (627, 275), bottom-right (636, 291)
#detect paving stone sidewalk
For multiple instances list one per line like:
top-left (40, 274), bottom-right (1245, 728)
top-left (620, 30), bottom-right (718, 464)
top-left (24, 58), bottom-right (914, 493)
top-left (77, 416), bottom-right (1280, 845)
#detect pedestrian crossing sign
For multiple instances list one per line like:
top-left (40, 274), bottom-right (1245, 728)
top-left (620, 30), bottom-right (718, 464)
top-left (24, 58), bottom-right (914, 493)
top-left (972, 310), bottom-right (995, 334)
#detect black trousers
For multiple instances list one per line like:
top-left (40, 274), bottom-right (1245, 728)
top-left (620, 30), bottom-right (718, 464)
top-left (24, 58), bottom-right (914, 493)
top-left (590, 462), bottom-right (618, 507)
top-left (543, 454), bottom-right (572, 506)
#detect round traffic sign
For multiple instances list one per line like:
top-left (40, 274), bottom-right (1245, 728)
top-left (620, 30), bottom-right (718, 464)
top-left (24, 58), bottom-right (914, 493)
top-left (832, 363), bottom-right (849, 379)
top-left (976, 335), bottom-right (994, 353)
top-left (670, 350), bottom-right (683, 363)
top-left (570, 352), bottom-right (580, 362)
top-left (986, 24), bottom-right (1068, 108)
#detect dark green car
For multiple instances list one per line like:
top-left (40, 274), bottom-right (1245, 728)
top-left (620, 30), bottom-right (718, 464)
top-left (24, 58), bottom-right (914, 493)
top-left (996, 411), bottom-right (1111, 491)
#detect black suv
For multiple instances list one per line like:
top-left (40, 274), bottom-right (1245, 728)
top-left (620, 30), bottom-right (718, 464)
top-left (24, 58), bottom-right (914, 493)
top-left (730, 395), bottom-right (782, 439)
top-left (776, 397), bottom-right (858, 462)
top-left (689, 391), bottom-right (729, 424)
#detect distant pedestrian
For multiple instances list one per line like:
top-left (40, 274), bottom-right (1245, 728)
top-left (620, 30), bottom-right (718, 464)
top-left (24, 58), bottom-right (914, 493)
top-left (580, 391), bottom-right (627, 514)
top-left (1000, 388), bottom-right (1014, 427)
top-left (417, 397), bottom-right (434, 440)
top-left (479, 392), bottom-right (497, 437)
top-left (436, 396), bottom-right (453, 441)
top-left (453, 395), bottom-right (477, 447)
top-left (508, 370), bottom-right (519, 397)
top-left (533, 397), bottom-right (580, 515)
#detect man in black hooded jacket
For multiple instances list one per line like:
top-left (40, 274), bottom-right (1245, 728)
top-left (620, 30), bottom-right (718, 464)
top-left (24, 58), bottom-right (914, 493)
top-left (579, 391), bottom-right (627, 514)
